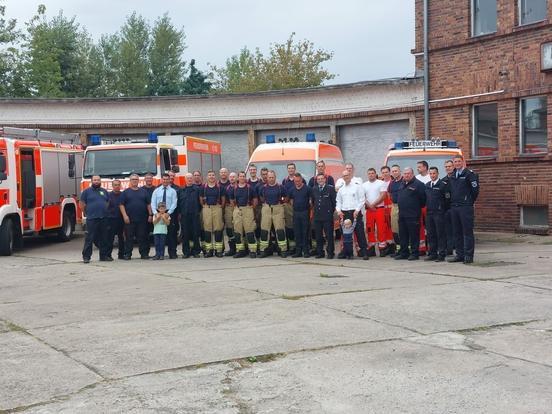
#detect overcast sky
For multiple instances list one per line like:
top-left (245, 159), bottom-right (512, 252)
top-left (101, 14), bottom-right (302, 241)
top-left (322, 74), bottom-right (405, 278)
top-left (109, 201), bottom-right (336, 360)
top-left (4, 0), bottom-right (415, 84)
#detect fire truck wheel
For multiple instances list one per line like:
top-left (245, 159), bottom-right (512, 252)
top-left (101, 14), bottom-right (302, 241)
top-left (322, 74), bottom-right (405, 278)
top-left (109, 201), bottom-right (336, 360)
top-left (0, 218), bottom-right (15, 256)
top-left (57, 210), bottom-right (75, 242)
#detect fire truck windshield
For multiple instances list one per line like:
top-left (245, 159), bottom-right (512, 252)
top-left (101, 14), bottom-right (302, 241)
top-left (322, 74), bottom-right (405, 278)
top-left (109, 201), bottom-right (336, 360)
top-left (250, 161), bottom-right (315, 181)
top-left (83, 148), bottom-right (157, 178)
top-left (386, 155), bottom-right (457, 172)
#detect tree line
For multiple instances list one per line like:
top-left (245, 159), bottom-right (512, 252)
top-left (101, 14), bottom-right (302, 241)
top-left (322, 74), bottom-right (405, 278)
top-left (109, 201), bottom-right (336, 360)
top-left (0, 3), bottom-right (336, 98)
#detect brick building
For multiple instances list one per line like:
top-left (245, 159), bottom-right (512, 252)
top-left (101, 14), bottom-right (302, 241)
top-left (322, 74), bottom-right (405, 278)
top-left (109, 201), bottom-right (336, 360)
top-left (414, 0), bottom-right (552, 233)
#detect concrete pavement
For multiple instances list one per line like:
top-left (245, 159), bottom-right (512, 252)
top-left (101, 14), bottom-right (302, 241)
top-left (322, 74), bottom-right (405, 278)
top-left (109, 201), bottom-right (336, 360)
top-left (1, 233), bottom-right (551, 413)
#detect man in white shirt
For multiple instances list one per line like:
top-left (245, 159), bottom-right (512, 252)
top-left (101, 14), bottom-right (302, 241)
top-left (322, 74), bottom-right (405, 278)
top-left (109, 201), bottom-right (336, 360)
top-left (416, 160), bottom-right (431, 184)
top-left (362, 168), bottom-right (388, 257)
top-left (336, 169), bottom-right (369, 260)
top-left (335, 162), bottom-right (363, 191)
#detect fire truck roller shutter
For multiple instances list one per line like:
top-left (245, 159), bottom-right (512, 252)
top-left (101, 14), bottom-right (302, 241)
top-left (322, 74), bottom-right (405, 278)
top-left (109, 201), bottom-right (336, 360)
top-left (339, 121), bottom-right (411, 175)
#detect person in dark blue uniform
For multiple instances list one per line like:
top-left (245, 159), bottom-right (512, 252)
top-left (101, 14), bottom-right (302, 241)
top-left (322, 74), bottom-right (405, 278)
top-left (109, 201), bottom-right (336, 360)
top-left (106, 179), bottom-right (126, 260)
top-left (80, 175), bottom-right (109, 263)
top-left (448, 155), bottom-right (479, 264)
top-left (424, 167), bottom-right (450, 262)
top-left (288, 173), bottom-right (312, 258)
top-left (282, 163), bottom-right (305, 254)
top-left (442, 160), bottom-right (455, 255)
top-left (308, 161), bottom-right (335, 253)
top-left (259, 171), bottom-right (288, 257)
top-left (395, 167), bottom-right (426, 261)
top-left (311, 173), bottom-right (337, 259)
top-left (178, 173), bottom-right (202, 258)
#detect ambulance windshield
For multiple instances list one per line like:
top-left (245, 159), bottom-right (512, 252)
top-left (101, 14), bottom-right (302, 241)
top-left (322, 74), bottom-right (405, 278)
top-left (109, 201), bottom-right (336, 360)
top-left (386, 155), bottom-right (455, 173)
top-left (250, 161), bottom-right (315, 181)
top-left (83, 148), bottom-right (157, 178)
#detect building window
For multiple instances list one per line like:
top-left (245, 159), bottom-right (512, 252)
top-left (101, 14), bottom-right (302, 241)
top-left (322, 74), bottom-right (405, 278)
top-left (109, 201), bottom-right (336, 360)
top-left (473, 103), bottom-right (498, 157)
top-left (472, 0), bottom-right (497, 36)
top-left (520, 0), bottom-right (548, 25)
top-left (521, 206), bottom-right (549, 228)
top-left (521, 96), bottom-right (548, 154)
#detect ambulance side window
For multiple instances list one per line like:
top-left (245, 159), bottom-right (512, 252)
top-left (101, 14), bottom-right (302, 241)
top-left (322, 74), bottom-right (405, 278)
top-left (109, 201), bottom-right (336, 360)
top-left (169, 149), bottom-right (179, 172)
top-left (0, 151), bottom-right (7, 180)
top-left (68, 153), bottom-right (75, 178)
top-left (160, 149), bottom-right (171, 173)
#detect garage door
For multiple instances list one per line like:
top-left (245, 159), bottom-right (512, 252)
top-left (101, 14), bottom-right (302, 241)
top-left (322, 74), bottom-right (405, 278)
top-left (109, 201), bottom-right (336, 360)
top-left (189, 131), bottom-right (249, 174)
top-left (339, 121), bottom-right (411, 177)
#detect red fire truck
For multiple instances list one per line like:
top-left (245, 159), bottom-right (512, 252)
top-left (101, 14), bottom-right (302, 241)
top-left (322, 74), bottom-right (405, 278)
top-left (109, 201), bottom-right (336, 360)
top-left (0, 127), bottom-right (83, 255)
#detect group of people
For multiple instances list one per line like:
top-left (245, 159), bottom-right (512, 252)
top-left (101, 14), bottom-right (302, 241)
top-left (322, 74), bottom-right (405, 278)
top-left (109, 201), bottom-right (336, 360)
top-left (80, 155), bottom-right (479, 265)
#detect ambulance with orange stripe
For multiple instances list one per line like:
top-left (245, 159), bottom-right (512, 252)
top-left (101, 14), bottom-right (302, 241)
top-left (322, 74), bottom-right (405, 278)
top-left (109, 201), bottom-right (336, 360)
top-left (0, 127), bottom-right (83, 256)
top-left (81, 133), bottom-right (221, 210)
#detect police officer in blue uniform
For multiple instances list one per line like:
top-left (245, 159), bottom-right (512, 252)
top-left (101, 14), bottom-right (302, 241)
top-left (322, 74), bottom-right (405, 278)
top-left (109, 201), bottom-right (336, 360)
top-left (448, 155), bottom-right (479, 264)
top-left (395, 167), bottom-right (426, 261)
top-left (80, 175), bottom-right (109, 263)
top-left (311, 173), bottom-right (337, 259)
top-left (178, 173), bottom-right (202, 258)
top-left (424, 167), bottom-right (450, 262)
top-left (288, 173), bottom-right (312, 258)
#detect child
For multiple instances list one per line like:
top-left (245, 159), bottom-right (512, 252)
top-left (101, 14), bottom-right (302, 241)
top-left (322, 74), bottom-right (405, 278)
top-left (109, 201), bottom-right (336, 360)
top-left (152, 202), bottom-right (171, 260)
top-left (341, 218), bottom-right (357, 259)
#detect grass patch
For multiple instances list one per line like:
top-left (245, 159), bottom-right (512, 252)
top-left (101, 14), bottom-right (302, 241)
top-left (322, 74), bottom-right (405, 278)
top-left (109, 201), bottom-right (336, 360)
top-left (281, 294), bottom-right (303, 300)
top-left (5, 321), bottom-right (26, 333)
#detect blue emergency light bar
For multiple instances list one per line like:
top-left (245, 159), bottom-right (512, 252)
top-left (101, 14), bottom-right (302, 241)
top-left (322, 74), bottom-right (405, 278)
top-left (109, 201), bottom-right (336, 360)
top-left (392, 139), bottom-right (458, 150)
top-left (90, 135), bottom-right (102, 145)
top-left (306, 132), bottom-right (316, 142)
top-left (266, 134), bottom-right (276, 144)
top-left (148, 132), bottom-right (158, 143)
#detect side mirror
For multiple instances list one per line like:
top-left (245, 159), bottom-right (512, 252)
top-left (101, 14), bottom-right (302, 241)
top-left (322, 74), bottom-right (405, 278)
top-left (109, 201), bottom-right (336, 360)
top-left (171, 165), bottom-right (180, 173)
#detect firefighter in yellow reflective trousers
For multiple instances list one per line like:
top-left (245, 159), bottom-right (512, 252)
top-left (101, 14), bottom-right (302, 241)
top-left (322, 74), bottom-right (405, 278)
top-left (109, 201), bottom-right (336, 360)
top-left (200, 170), bottom-right (225, 258)
top-left (258, 170), bottom-right (288, 258)
top-left (229, 171), bottom-right (258, 258)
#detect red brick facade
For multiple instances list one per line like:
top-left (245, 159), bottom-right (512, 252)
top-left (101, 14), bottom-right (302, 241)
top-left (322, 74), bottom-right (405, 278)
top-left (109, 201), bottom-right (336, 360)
top-left (414, 0), bottom-right (552, 233)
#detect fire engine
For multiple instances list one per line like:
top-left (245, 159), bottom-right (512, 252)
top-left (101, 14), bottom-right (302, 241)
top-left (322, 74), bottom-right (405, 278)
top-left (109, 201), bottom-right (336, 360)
top-left (81, 134), bottom-right (222, 192)
top-left (0, 127), bottom-right (83, 256)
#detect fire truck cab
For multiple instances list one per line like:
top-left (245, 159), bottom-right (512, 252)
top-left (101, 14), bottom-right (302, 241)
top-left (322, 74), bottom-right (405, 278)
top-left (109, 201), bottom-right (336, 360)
top-left (0, 127), bottom-right (83, 256)
top-left (82, 134), bottom-right (222, 191)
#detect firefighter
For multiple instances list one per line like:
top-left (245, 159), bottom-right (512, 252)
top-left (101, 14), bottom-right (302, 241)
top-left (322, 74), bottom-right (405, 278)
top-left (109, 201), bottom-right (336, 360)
top-left (388, 165), bottom-right (403, 257)
top-left (448, 155), bottom-right (479, 264)
top-left (288, 172), bottom-right (312, 258)
top-left (282, 163), bottom-right (304, 254)
top-left (311, 173), bottom-right (337, 259)
top-left (178, 173), bottom-right (201, 258)
top-left (424, 166), bottom-right (450, 262)
top-left (143, 173), bottom-right (156, 199)
top-left (106, 179), bottom-right (126, 260)
top-left (80, 175), bottom-right (110, 263)
top-left (247, 164), bottom-right (260, 186)
top-left (259, 170), bottom-right (288, 258)
top-left (379, 165), bottom-right (396, 256)
top-left (254, 167), bottom-right (269, 250)
top-left (219, 168), bottom-right (236, 256)
top-left (151, 173), bottom-right (178, 258)
top-left (443, 160), bottom-right (456, 255)
top-left (362, 168), bottom-right (388, 257)
top-left (192, 170), bottom-right (205, 253)
top-left (200, 170), bottom-right (225, 258)
top-left (394, 167), bottom-right (426, 261)
top-left (229, 171), bottom-right (258, 259)
top-left (308, 160), bottom-right (335, 254)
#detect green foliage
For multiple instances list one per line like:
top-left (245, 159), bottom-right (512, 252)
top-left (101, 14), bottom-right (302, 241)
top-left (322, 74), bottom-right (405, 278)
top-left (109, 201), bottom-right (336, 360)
top-left (0, 0), bottom-right (22, 96)
top-left (212, 33), bottom-right (335, 93)
top-left (118, 12), bottom-right (150, 96)
top-left (182, 59), bottom-right (211, 95)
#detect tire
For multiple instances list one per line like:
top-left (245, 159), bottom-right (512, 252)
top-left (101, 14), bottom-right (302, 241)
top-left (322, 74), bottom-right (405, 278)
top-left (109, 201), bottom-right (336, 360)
top-left (0, 218), bottom-right (15, 256)
top-left (57, 210), bottom-right (75, 242)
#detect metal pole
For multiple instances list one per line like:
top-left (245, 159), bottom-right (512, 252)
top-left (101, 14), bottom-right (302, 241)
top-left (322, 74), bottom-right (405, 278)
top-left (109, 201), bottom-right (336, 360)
top-left (423, 0), bottom-right (429, 140)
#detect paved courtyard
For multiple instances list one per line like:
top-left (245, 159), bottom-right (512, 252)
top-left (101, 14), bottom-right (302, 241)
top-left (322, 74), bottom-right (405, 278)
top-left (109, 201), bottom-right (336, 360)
top-left (1, 233), bottom-right (552, 413)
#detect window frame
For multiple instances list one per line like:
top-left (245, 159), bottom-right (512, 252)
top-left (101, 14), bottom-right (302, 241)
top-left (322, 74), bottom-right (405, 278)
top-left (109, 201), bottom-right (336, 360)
top-left (519, 0), bottom-right (548, 26)
top-left (471, 0), bottom-right (498, 37)
top-left (519, 95), bottom-right (548, 155)
top-left (472, 102), bottom-right (499, 158)
top-left (520, 205), bottom-right (549, 228)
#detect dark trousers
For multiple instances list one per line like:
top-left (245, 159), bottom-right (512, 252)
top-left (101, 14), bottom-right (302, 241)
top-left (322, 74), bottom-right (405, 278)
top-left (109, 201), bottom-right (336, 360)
top-left (293, 210), bottom-right (309, 253)
top-left (343, 240), bottom-right (353, 257)
top-left (451, 205), bottom-right (475, 259)
top-left (314, 219), bottom-right (334, 255)
top-left (398, 215), bottom-right (420, 257)
top-left (83, 218), bottom-right (109, 260)
top-left (106, 217), bottom-right (125, 259)
top-left (445, 209), bottom-right (455, 253)
top-left (166, 212), bottom-right (179, 257)
top-left (181, 213), bottom-right (201, 255)
top-left (154, 234), bottom-right (166, 258)
top-left (124, 220), bottom-right (149, 258)
top-left (342, 210), bottom-right (368, 255)
top-left (426, 211), bottom-right (446, 258)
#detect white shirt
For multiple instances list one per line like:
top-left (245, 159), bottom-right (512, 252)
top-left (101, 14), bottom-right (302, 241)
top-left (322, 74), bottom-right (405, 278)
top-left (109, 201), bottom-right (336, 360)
top-left (336, 181), bottom-right (365, 212)
top-left (416, 173), bottom-right (431, 184)
top-left (430, 179), bottom-right (439, 187)
top-left (335, 176), bottom-right (362, 191)
top-left (362, 179), bottom-right (387, 207)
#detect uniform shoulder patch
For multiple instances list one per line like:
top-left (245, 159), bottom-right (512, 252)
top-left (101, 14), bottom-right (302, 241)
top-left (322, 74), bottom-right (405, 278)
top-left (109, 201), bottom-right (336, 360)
top-left (471, 182), bottom-right (478, 188)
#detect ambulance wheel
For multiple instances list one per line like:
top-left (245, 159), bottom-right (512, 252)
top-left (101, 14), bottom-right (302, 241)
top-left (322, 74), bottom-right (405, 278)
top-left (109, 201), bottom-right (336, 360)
top-left (0, 218), bottom-right (15, 256)
top-left (57, 210), bottom-right (74, 242)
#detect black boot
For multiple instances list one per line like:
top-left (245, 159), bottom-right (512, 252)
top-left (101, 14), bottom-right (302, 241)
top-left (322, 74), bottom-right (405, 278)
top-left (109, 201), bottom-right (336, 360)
top-left (224, 240), bottom-right (236, 257)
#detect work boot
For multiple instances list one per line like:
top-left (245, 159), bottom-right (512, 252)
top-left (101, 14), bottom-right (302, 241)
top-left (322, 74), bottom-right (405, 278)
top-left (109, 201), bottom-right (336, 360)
top-left (424, 255), bottom-right (438, 261)
top-left (215, 251), bottom-right (224, 258)
top-left (367, 246), bottom-right (377, 257)
top-left (278, 250), bottom-right (288, 258)
top-left (463, 256), bottom-right (474, 264)
top-left (224, 241), bottom-right (236, 257)
top-left (249, 252), bottom-right (257, 258)
top-left (447, 256), bottom-right (464, 263)
top-left (233, 250), bottom-right (247, 258)
top-left (204, 250), bottom-right (214, 258)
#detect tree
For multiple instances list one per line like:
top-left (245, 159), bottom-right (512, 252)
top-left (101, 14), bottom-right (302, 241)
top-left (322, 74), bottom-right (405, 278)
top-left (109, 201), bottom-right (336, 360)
top-left (149, 13), bottom-right (186, 96)
top-left (182, 59), bottom-right (211, 94)
top-left (118, 12), bottom-right (150, 96)
top-left (0, 1), bottom-right (22, 96)
top-left (212, 33), bottom-right (335, 93)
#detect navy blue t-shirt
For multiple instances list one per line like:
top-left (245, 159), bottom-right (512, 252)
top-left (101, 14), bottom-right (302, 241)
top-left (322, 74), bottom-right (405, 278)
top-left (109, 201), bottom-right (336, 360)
top-left (203, 184), bottom-right (223, 205)
top-left (260, 184), bottom-right (286, 205)
top-left (229, 184), bottom-right (255, 207)
top-left (288, 184), bottom-right (312, 212)
top-left (308, 175), bottom-right (335, 187)
top-left (81, 186), bottom-right (108, 219)
top-left (107, 191), bottom-right (124, 219)
top-left (120, 187), bottom-right (150, 222)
